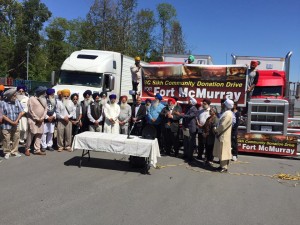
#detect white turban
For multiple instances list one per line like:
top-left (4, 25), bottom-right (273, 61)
top-left (224, 99), bottom-right (234, 109)
top-left (189, 97), bottom-right (197, 106)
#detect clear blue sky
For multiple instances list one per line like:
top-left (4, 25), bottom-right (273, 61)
top-left (40, 0), bottom-right (300, 81)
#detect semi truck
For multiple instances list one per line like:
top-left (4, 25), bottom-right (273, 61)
top-left (141, 52), bottom-right (299, 156)
top-left (231, 52), bottom-right (300, 156)
top-left (51, 50), bottom-right (142, 102)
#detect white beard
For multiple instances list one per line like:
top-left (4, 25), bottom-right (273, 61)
top-left (38, 95), bottom-right (47, 107)
top-left (16, 94), bottom-right (25, 101)
top-left (63, 98), bottom-right (73, 112)
top-left (152, 101), bottom-right (159, 108)
top-left (101, 99), bottom-right (107, 106)
top-left (49, 96), bottom-right (56, 106)
top-left (120, 102), bottom-right (128, 109)
top-left (84, 98), bottom-right (92, 107)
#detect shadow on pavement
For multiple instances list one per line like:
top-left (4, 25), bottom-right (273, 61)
top-left (64, 156), bottom-right (144, 174)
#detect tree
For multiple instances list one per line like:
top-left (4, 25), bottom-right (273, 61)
top-left (167, 20), bottom-right (186, 54)
top-left (13, 0), bottom-right (51, 79)
top-left (114, 0), bottom-right (137, 54)
top-left (131, 9), bottom-right (156, 60)
top-left (45, 17), bottom-right (70, 72)
top-left (156, 3), bottom-right (176, 55)
top-left (0, 0), bottom-right (22, 75)
top-left (86, 0), bottom-right (118, 50)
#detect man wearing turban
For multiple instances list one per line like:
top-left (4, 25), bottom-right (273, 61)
top-left (176, 97), bottom-right (198, 162)
top-left (87, 92), bottom-right (103, 132)
top-left (196, 98), bottom-right (211, 160)
top-left (57, 90), bottom-right (62, 101)
top-left (130, 56), bottom-right (142, 103)
top-left (25, 86), bottom-right (48, 156)
top-left (16, 85), bottom-right (29, 144)
top-left (1, 88), bottom-right (25, 159)
top-left (213, 98), bottom-right (234, 173)
top-left (118, 95), bottom-right (131, 134)
top-left (160, 98), bottom-right (182, 156)
top-left (80, 90), bottom-right (93, 132)
top-left (56, 89), bottom-right (74, 151)
top-left (147, 93), bottom-right (165, 148)
top-left (41, 88), bottom-right (57, 151)
top-left (70, 93), bottom-right (82, 136)
top-left (0, 84), bottom-right (5, 100)
top-left (247, 60), bottom-right (260, 101)
top-left (103, 94), bottom-right (120, 134)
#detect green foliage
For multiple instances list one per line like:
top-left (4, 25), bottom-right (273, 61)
top-left (0, 0), bottom-right (187, 82)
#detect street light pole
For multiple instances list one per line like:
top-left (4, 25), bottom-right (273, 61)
top-left (26, 43), bottom-right (32, 80)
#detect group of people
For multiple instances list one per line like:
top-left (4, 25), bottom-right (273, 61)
top-left (0, 56), bottom-right (258, 173)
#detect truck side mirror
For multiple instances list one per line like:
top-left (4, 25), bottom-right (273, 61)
top-left (103, 73), bottom-right (115, 92)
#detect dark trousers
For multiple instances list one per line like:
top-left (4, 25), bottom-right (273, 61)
top-left (153, 124), bottom-right (162, 149)
top-left (163, 127), bottom-right (179, 155)
top-left (197, 133), bottom-right (206, 158)
top-left (205, 144), bottom-right (214, 162)
top-left (72, 124), bottom-right (80, 136)
top-left (131, 124), bottom-right (143, 136)
top-left (183, 132), bottom-right (196, 162)
top-left (81, 117), bottom-right (90, 133)
top-left (231, 134), bottom-right (238, 157)
top-left (132, 81), bottom-right (139, 103)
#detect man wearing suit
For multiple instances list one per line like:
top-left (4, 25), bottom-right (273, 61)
top-left (176, 97), bottom-right (198, 162)
top-left (160, 98), bottom-right (182, 156)
top-left (130, 96), bottom-right (146, 136)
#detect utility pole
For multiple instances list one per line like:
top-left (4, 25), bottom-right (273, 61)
top-left (26, 43), bottom-right (32, 80)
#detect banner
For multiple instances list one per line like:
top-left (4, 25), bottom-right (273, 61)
top-left (141, 65), bottom-right (247, 105)
top-left (237, 131), bottom-right (297, 156)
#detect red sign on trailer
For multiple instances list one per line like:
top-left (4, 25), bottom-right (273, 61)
top-left (237, 131), bottom-right (297, 156)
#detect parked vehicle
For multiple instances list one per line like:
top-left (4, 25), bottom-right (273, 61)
top-left (52, 49), bottom-right (144, 102)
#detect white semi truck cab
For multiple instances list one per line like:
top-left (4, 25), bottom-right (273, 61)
top-left (52, 50), bottom-right (137, 102)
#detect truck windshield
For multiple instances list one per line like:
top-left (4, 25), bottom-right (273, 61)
top-left (59, 70), bottom-right (102, 87)
top-left (252, 86), bottom-right (282, 97)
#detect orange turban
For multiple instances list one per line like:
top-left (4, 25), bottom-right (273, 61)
top-left (0, 84), bottom-right (4, 92)
top-left (61, 89), bottom-right (71, 96)
top-left (57, 90), bottom-right (62, 95)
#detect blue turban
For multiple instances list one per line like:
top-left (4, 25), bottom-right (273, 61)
top-left (46, 88), bottom-right (55, 95)
top-left (17, 85), bottom-right (27, 92)
top-left (109, 94), bottom-right (117, 99)
top-left (35, 86), bottom-right (47, 96)
top-left (155, 93), bottom-right (162, 101)
top-left (83, 90), bottom-right (92, 97)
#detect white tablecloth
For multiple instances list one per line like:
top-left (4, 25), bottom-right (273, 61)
top-left (72, 132), bottom-right (161, 167)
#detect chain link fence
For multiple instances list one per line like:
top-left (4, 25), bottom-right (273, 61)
top-left (13, 80), bottom-right (52, 95)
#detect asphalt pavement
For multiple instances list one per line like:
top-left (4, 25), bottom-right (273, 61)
top-left (0, 147), bottom-right (299, 225)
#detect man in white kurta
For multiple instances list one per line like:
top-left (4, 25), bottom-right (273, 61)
top-left (16, 85), bottom-right (29, 144)
top-left (41, 88), bottom-right (57, 151)
top-left (213, 98), bottom-right (233, 173)
top-left (104, 94), bottom-right (120, 134)
top-left (118, 95), bottom-right (131, 134)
